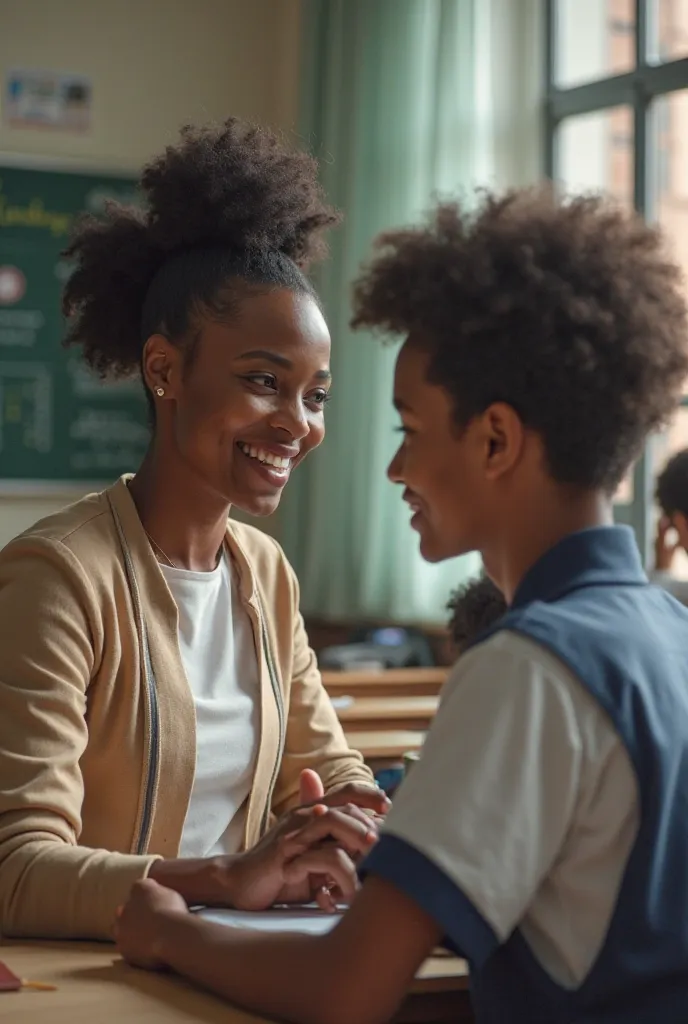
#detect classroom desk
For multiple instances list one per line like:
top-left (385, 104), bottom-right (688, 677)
top-left (322, 667), bottom-right (447, 699)
top-left (336, 696), bottom-right (439, 732)
top-left (344, 729), bottom-right (426, 771)
top-left (0, 941), bottom-right (472, 1023)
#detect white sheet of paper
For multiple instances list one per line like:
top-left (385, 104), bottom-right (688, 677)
top-left (329, 695), bottom-right (354, 710)
top-left (196, 904), bottom-right (343, 936)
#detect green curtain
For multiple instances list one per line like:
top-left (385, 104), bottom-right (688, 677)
top-left (281, 0), bottom-right (482, 621)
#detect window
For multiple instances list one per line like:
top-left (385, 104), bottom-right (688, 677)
top-left (554, 0), bottom-right (636, 87)
top-left (557, 106), bottom-right (634, 207)
top-left (546, 0), bottom-right (688, 568)
top-left (648, 0), bottom-right (688, 62)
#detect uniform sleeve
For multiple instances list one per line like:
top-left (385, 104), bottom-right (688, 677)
top-left (270, 561), bottom-right (374, 815)
top-left (0, 538), bottom-right (157, 939)
top-left (360, 632), bottom-right (584, 967)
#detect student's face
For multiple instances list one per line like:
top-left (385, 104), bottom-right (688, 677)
top-left (143, 288), bottom-right (331, 516)
top-left (388, 340), bottom-right (495, 562)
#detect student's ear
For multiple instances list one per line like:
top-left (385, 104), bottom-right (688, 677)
top-left (672, 511), bottom-right (688, 553)
top-left (481, 403), bottom-right (525, 480)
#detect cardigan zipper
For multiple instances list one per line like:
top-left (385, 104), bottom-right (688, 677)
top-left (256, 591), bottom-right (286, 835)
top-left (110, 501), bottom-right (160, 855)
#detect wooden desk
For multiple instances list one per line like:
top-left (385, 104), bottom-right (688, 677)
top-left (323, 667), bottom-right (447, 699)
top-left (337, 696), bottom-right (439, 732)
top-left (344, 729), bottom-right (426, 769)
top-left (0, 941), bottom-right (471, 1023)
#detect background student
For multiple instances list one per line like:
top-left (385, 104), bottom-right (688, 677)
top-left (652, 448), bottom-right (688, 603)
top-left (446, 575), bottom-right (507, 653)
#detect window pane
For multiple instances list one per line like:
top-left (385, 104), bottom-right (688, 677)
top-left (557, 106), bottom-right (634, 207)
top-left (555, 0), bottom-right (635, 88)
top-left (557, 106), bottom-right (634, 504)
top-left (653, 407), bottom-right (688, 578)
top-left (648, 0), bottom-right (688, 63)
top-left (650, 89), bottom-right (688, 341)
top-left (657, 407), bottom-right (688, 464)
top-left (615, 470), bottom-right (634, 504)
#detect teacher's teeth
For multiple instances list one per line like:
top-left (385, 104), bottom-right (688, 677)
top-left (239, 443), bottom-right (290, 469)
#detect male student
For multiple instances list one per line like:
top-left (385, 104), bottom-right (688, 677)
top-left (115, 188), bottom-right (688, 1024)
top-left (652, 448), bottom-right (688, 603)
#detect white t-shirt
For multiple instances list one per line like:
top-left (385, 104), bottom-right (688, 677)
top-left (161, 553), bottom-right (260, 859)
top-left (366, 630), bottom-right (639, 989)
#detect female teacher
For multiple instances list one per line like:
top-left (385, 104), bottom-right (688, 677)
top-left (0, 119), bottom-right (383, 940)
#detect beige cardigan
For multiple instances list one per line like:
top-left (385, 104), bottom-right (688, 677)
top-left (0, 476), bottom-right (372, 939)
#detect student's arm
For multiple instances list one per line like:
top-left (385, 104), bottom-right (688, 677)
top-left (116, 631), bottom-right (587, 1020)
top-left (116, 873), bottom-right (441, 1024)
top-left (269, 558), bottom-right (377, 817)
top-left (0, 539), bottom-right (158, 939)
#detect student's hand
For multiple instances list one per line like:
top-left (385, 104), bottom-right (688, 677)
top-left (114, 879), bottom-right (187, 971)
top-left (655, 514), bottom-right (681, 571)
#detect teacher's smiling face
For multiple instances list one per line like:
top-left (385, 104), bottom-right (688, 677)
top-left (141, 287), bottom-right (332, 516)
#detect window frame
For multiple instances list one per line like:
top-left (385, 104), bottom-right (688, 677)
top-left (544, 0), bottom-right (688, 563)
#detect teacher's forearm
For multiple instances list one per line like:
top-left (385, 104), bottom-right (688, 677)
top-left (148, 856), bottom-right (238, 907)
top-left (0, 841), bottom-right (156, 940)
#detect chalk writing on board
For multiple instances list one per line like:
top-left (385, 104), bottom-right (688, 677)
top-left (0, 165), bottom-right (150, 487)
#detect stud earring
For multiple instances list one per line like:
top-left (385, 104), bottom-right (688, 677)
top-left (155, 387), bottom-right (165, 397)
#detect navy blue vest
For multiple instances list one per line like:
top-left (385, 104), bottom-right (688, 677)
top-left (469, 527), bottom-right (688, 1023)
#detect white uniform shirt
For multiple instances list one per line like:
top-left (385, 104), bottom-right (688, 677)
top-left (365, 630), bottom-right (639, 988)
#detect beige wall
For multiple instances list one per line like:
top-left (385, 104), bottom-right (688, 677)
top-left (0, 0), bottom-right (302, 171)
top-left (0, 0), bottom-right (301, 546)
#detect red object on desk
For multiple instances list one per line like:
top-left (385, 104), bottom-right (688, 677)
top-left (0, 961), bottom-right (21, 992)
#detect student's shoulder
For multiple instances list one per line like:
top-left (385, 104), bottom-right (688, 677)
top-left (457, 626), bottom-right (569, 680)
top-left (448, 626), bottom-right (598, 722)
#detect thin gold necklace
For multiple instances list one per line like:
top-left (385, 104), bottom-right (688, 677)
top-left (125, 480), bottom-right (177, 570)
top-left (144, 530), bottom-right (178, 570)
top-left (145, 531), bottom-right (224, 571)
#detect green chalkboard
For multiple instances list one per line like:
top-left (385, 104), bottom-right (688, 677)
top-left (0, 163), bottom-right (150, 489)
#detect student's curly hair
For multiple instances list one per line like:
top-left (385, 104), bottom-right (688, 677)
top-left (352, 188), bottom-right (688, 493)
top-left (657, 448), bottom-right (688, 518)
top-left (447, 576), bottom-right (507, 652)
top-left (62, 118), bottom-right (339, 381)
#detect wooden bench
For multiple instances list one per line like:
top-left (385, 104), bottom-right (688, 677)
top-left (336, 695), bottom-right (439, 732)
top-left (322, 666), bottom-right (447, 699)
top-left (344, 728), bottom-right (426, 772)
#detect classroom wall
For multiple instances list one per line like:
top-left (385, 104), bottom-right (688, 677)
top-left (0, 0), bottom-right (302, 547)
